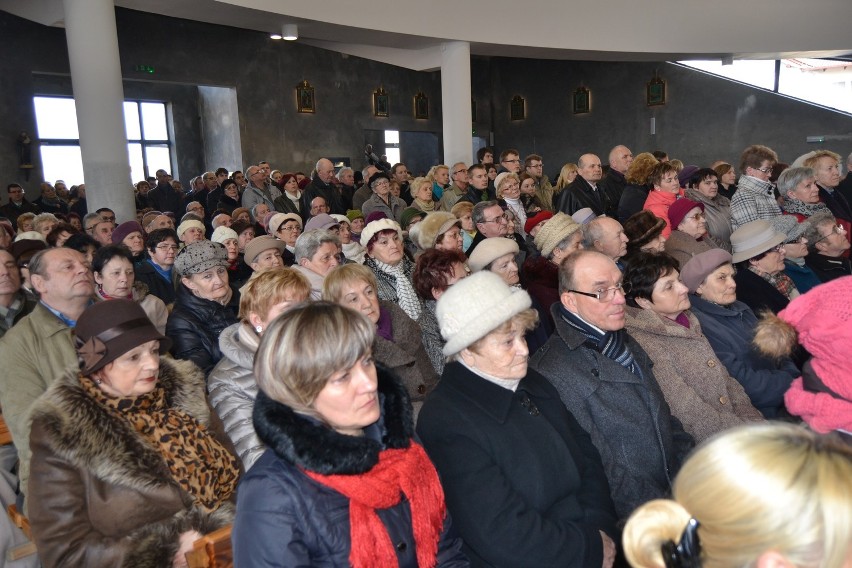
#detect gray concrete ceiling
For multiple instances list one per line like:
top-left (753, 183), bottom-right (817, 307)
top-left (4, 0), bottom-right (851, 71)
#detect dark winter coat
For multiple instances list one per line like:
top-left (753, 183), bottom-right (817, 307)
top-left (375, 301), bottom-right (439, 404)
top-left (134, 259), bottom-right (178, 306)
top-left (618, 183), bottom-right (651, 224)
top-left (523, 256), bottom-right (561, 331)
top-left (733, 266), bottom-right (790, 315)
top-left (233, 366), bottom-right (468, 567)
top-left (215, 193), bottom-right (240, 215)
top-left (688, 295), bottom-right (798, 418)
top-left (417, 361), bottom-right (617, 568)
top-left (805, 253), bottom-right (852, 283)
top-left (556, 176), bottom-right (618, 218)
top-left (166, 283), bottom-right (240, 375)
top-left (530, 306), bottom-right (694, 521)
top-left (27, 358), bottom-right (235, 568)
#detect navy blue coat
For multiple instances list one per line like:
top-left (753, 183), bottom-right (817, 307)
top-left (234, 368), bottom-right (468, 567)
top-left (417, 361), bottom-right (616, 568)
top-left (688, 295), bottom-right (798, 418)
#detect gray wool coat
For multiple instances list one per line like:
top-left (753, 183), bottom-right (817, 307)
top-left (530, 305), bottom-right (694, 521)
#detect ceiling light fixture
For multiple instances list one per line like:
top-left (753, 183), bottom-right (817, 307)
top-left (270, 33), bottom-right (282, 40)
top-left (282, 24), bottom-right (298, 41)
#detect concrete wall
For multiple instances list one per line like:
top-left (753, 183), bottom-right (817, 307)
top-left (477, 57), bottom-right (852, 177)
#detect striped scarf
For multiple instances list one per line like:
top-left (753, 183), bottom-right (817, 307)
top-left (559, 304), bottom-right (643, 379)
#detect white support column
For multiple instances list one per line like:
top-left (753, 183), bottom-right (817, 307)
top-left (63, 0), bottom-right (135, 223)
top-left (440, 41), bottom-right (472, 167)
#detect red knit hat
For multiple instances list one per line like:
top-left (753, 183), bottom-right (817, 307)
top-left (524, 211), bottom-right (553, 234)
top-left (667, 198), bottom-right (704, 229)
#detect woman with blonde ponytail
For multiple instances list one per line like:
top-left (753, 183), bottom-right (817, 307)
top-left (623, 423), bottom-right (852, 568)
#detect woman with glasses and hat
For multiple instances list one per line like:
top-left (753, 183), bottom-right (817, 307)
top-left (681, 249), bottom-right (798, 419)
top-left (27, 300), bottom-right (239, 568)
top-left (662, 198), bottom-right (716, 268)
top-left (362, 218), bottom-right (422, 321)
top-left (623, 251), bottom-right (764, 443)
top-left (167, 240), bottom-right (240, 375)
top-left (730, 219), bottom-right (799, 315)
top-left (361, 172), bottom-right (405, 224)
top-left (623, 422), bottom-right (852, 568)
top-left (417, 271), bottom-right (618, 567)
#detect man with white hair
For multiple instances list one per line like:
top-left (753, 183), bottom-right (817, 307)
top-left (241, 164), bottom-right (281, 212)
top-left (302, 158), bottom-right (345, 214)
top-left (352, 165), bottom-right (380, 211)
top-left (212, 213), bottom-right (232, 229)
top-left (582, 216), bottom-right (629, 268)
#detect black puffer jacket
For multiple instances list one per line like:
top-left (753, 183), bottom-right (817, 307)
top-left (233, 366), bottom-right (468, 567)
top-left (134, 260), bottom-right (177, 306)
top-left (166, 283), bottom-right (240, 375)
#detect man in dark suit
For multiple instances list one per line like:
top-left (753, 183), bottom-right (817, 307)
top-left (556, 154), bottom-right (619, 218)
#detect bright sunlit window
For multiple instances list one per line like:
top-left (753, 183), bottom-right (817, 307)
top-left (34, 96), bottom-right (173, 186)
top-left (384, 130), bottom-right (401, 165)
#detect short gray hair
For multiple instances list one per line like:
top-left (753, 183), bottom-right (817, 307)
top-left (581, 217), bottom-right (608, 249)
top-left (82, 212), bottom-right (103, 231)
top-left (804, 211), bottom-right (837, 253)
top-left (472, 200), bottom-right (499, 225)
top-left (336, 167), bottom-right (354, 182)
top-left (294, 229), bottom-right (340, 262)
top-left (777, 167), bottom-right (815, 198)
top-left (33, 213), bottom-right (58, 231)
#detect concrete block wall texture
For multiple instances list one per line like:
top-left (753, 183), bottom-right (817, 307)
top-left (1, 8), bottom-right (851, 203)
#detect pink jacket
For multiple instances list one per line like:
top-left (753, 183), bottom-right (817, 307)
top-left (643, 189), bottom-right (683, 238)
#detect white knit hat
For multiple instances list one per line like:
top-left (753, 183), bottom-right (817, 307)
top-left (437, 271), bottom-right (532, 356)
top-left (467, 237), bottom-right (519, 272)
top-left (176, 219), bottom-right (205, 238)
top-left (360, 218), bottom-right (402, 248)
top-left (211, 226), bottom-right (238, 244)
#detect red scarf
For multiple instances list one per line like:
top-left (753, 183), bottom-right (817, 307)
top-left (305, 442), bottom-right (446, 568)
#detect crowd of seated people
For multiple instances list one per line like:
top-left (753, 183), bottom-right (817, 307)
top-left (0, 144), bottom-right (850, 567)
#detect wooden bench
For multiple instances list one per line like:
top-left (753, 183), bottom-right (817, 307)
top-left (6, 504), bottom-right (37, 560)
top-left (0, 415), bottom-right (13, 446)
top-left (186, 525), bottom-right (233, 568)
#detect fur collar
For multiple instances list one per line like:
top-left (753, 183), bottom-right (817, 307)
top-left (30, 357), bottom-right (209, 492)
top-left (252, 364), bottom-right (413, 475)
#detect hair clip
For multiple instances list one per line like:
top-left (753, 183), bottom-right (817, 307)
top-left (661, 518), bottom-right (701, 568)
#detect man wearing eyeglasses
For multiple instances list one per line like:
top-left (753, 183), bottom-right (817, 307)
top-left (524, 154), bottom-right (555, 212)
top-left (530, 249), bottom-right (694, 524)
top-left (0, 184), bottom-right (40, 227)
top-left (465, 200), bottom-right (508, 256)
top-left (439, 162), bottom-right (469, 211)
top-left (730, 144), bottom-right (782, 230)
top-left (498, 149), bottom-right (522, 174)
top-left (804, 211), bottom-right (851, 282)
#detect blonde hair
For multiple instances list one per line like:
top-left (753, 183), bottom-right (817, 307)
top-left (254, 302), bottom-right (375, 421)
top-left (451, 201), bottom-right (473, 218)
top-left (426, 165), bottom-right (449, 182)
top-left (555, 163), bottom-right (579, 191)
top-left (16, 212), bottom-right (36, 232)
top-left (624, 423), bottom-right (852, 568)
top-left (409, 176), bottom-right (432, 200)
top-left (803, 150), bottom-right (842, 169)
top-left (322, 264), bottom-right (377, 303)
top-left (238, 267), bottom-right (311, 322)
top-left (495, 172), bottom-right (520, 199)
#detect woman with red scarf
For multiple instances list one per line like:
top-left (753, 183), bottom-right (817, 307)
top-left (233, 301), bottom-right (467, 567)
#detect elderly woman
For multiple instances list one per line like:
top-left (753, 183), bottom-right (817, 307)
top-left (681, 249), bottom-right (798, 418)
top-left (623, 251), bottom-right (764, 442)
top-left (755, 276), bottom-right (852, 437)
top-left (617, 152), bottom-right (659, 223)
top-left (495, 172), bottom-right (528, 238)
top-left (663, 198), bottom-right (714, 267)
top-left (362, 218), bottom-right (421, 321)
top-left (778, 166), bottom-right (831, 222)
top-left (293, 229), bottom-right (340, 299)
top-left (208, 268), bottom-right (311, 471)
top-left (242, 234), bottom-right (285, 274)
top-left (410, 176), bottom-right (438, 212)
top-left (177, 219), bottom-right (205, 246)
top-left (272, 173), bottom-right (303, 218)
top-left (769, 215), bottom-right (823, 294)
top-left (684, 167), bottom-right (732, 251)
top-left (233, 302), bottom-right (466, 566)
top-left (33, 213), bottom-right (59, 238)
top-left (623, 210), bottom-right (667, 262)
top-left (111, 220), bottom-right (146, 262)
top-left (417, 211), bottom-right (464, 254)
top-left (212, 225), bottom-right (252, 289)
top-left (215, 178), bottom-right (241, 215)
top-left (417, 271), bottom-right (618, 567)
top-left (16, 212), bottom-right (35, 234)
top-left (28, 300), bottom-right (239, 567)
top-left (624, 423), bottom-right (852, 568)
top-left (731, 219), bottom-right (798, 315)
top-left (451, 201), bottom-right (476, 252)
top-left (93, 245), bottom-right (168, 334)
top-left (267, 212), bottom-right (302, 265)
top-left (413, 248), bottom-right (469, 375)
top-left (523, 213), bottom-right (583, 329)
top-left (643, 162), bottom-right (683, 238)
top-left (714, 162), bottom-right (738, 200)
top-left (167, 240), bottom-right (241, 375)
top-left (323, 264), bottom-right (439, 412)
top-left (362, 172), bottom-right (405, 223)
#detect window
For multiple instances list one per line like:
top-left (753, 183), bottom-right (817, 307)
top-left (384, 130), bottom-right (401, 166)
top-left (33, 96), bottom-right (173, 185)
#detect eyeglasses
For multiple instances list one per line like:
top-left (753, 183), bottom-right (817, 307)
top-left (100, 216), bottom-right (116, 223)
top-left (278, 225), bottom-right (301, 232)
top-left (814, 224), bottom-right (846, 244)
top-left (502, 159), bottom-right (520, 164)
top-left (685, 212), bottom-right (705, 221)
top-left (155, 244), bottom-right (179, 252)
top-left (453, 169), bottom-right (466, 175)
top-left (754, 166), bottom-right (773, 174)
top-left (766, 244), bottom-right (785, 254)
top-left (528, 163), bottom-right (543, 169)
top-left (568, 283), bottom-right (625, 303)
top-left (483, 214), bottom-right (508, 224)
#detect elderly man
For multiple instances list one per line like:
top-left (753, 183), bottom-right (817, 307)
top-left (302, 158), bottom-right (345, 214)
top-left (188, 171), bottom-right (217, 217)
top-left (439, 162), bottom-right (469, 211)
top-left (498, 149), bottom-right (522, 174)
top-left (83, 212), bottom-right (115, 246)
top-left (212, 213), bottom-right (232, 229)
top-left (0, 249), bottom-right (37, 339)
top-left (583, 216), bottom-right (629, 268)
top-left (242, 164), bottom-right (281, 212)
top-left (600, 145), bottom-right (633, 201)
top-left (530, 249), bottom-right (694, 522)
top-left (804, 211), bottom-right (851, 282)
top-left (524, 154), bottom-right (555, 212)
top-left (351, 165), bottom-right (380, 211)
top-left (556, 154), bottom-right (619, 217)
top-left (803, 150), bottom-right (852, 224)
top-left (466, 200), bottom-right (508, 256)
top-left (0, 184), bottom-right (40, 227)
top-left (147, 169), bottom-right (184, 215)
top-left (33, 182), bottom-right (68, 215)
top-left (0, 247), bottom-right (94, 500)
top-left (308, 196), bottom-right (330, 218)
top-left (361, 172), bottom-right (405, 223)
top-left (144, 213), bottom-right (175, 233)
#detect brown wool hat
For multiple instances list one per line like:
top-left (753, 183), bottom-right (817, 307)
top-left (417, 212), bottom-right (461, 250)
top-left (75, 299), bottom-right (171, 376)
top-left (680, 249), bottom-right (734, 293)
top-left (243, 235), bottom-right (287, 265)
top-left (624, 210), bottom-right (667, 251)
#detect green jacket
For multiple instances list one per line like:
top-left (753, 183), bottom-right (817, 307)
top-left (0, 302), bottom-right (77, 501)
